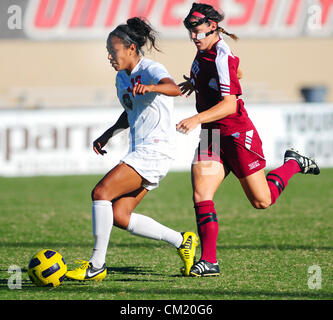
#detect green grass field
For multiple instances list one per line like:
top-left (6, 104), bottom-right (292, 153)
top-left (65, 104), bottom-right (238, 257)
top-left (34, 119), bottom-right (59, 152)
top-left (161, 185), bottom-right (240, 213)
top-left (0, 170), bottom-right (332, 301)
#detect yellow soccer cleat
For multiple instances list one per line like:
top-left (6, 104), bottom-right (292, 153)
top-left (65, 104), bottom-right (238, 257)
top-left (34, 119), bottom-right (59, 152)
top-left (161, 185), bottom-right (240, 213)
top-left (177, 232), bottom-right (199, 276)
top-left (66, 260), bottom-right (106, 282)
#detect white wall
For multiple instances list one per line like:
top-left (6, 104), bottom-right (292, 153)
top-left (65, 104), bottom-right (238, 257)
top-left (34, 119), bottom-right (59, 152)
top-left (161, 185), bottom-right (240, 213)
top-left (1, 103), bottom-right (332, 177)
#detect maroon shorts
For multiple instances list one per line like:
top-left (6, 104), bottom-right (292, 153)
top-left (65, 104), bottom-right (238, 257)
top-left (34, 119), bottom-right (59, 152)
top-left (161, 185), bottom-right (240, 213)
top-left (193, 126), bottom-right (266, 179)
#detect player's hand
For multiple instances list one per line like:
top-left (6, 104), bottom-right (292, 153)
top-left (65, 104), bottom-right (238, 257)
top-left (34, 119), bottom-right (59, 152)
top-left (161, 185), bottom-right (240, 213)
top-left (132, 84), bottom-right (154, 97)
top-left (176, 115), bottom-right (200, 134)
top-left (93, 136), bottom-right (108, 156)
top-left (237, 68), bottom-right (243, 80)
top-left (178, 75), bottom-right (194, 98)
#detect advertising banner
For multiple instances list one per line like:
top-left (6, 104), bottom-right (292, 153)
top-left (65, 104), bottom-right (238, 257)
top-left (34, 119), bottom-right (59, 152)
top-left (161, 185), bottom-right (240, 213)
top-left (1, 0), bottom-right (332, 40)
top-left (0, 106), bottom-right (200, 176)
top-left (1, 104), bottom-right (333, 177)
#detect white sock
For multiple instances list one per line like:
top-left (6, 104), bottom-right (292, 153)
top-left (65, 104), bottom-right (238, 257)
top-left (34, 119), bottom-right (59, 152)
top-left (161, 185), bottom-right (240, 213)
top-left (127, 213), bottom-right (183, 248)
top-left (89, 200), bottom-right (113, 269)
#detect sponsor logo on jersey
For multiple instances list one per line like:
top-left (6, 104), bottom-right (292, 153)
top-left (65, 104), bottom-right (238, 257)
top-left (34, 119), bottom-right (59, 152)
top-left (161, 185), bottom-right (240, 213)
top-left (248, 160), bottom-right (260, 170)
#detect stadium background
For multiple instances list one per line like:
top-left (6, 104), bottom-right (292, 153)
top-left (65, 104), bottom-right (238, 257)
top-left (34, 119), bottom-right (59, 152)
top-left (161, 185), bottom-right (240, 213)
top-left (1, 0), bottom-right (333, 176)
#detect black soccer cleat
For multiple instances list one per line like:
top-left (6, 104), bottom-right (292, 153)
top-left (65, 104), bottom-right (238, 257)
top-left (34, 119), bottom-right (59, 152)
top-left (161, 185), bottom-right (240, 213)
top-left (189, 260), bottom-right (220, 277)
top-left (284, 148), bottom-right (320, 175)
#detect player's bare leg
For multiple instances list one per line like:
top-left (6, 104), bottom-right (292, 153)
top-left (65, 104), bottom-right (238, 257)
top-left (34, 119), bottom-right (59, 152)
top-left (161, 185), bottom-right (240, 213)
top-left (192, 161), bottom-right (226, 202)
top-left (92, 162), bottom-right (144, 201)
top-left (239, 169), bottom-right (272, 209)
top-left (112, 187), bottom-right (148, 229)
top-left (112, 185), bottom-right (183, 247)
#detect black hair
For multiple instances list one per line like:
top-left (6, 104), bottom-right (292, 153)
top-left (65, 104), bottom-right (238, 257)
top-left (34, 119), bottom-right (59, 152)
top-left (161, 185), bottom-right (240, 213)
top-left (184, 2), bottom-right (238, 41)
top-left (107, 17), bottom-right (160, 55)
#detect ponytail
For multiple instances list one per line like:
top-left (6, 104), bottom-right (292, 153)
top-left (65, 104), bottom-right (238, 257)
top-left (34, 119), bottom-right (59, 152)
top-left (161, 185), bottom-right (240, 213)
top-left (108, 17), bottom-right (161, 55)
top-left (127, 17), bottom-right (161, 53)
top-left (218, 27), bottom-right (239, 41)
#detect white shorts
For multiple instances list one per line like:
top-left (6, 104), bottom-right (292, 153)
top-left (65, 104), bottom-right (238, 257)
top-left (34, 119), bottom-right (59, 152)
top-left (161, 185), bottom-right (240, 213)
top-left (121, 148), bottom-right (172, 191)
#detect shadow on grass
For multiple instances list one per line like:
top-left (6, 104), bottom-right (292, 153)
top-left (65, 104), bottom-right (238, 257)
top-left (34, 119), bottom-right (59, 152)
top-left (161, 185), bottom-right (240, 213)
top-left (107, 266), bottom-right (163, 277)
top-left (0, 265), bottom-right (163, 290)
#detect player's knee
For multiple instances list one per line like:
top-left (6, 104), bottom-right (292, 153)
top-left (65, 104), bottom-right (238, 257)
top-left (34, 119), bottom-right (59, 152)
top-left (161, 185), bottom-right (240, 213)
top-left (91, 184), bottom-right (110, 201)
top-left (113, 207), bottom-right (131, 230)
top-left (251, 197), bottom-right (271, 210)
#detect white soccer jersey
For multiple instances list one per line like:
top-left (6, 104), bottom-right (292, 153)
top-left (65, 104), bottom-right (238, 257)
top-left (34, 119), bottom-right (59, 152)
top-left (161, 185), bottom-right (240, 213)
top-left (116, 58), bottom-right (176, 159)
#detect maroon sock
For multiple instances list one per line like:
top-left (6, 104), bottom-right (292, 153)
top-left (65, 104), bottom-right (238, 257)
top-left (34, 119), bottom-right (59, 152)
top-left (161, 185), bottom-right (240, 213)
top-left (266, 160), bottom-right (301, 205)
top-left (194, 200), bottom-right (219, 264)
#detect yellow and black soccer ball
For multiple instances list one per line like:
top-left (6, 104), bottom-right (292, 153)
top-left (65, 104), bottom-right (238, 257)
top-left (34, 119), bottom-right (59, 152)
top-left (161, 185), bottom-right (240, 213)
top-left (28, 249), bottom-right (67, 287)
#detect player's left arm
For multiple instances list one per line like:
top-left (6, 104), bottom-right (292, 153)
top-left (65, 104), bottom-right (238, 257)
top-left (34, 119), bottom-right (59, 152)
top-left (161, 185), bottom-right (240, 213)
top-left (93, 111), bottom-right (129, 155)
top-left (132, 78), bottom-right (181, 97)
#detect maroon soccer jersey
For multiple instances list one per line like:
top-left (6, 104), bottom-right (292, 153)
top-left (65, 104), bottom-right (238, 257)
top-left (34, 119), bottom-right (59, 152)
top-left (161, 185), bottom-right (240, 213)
top-left (190, 37), bottom-right (254, 136)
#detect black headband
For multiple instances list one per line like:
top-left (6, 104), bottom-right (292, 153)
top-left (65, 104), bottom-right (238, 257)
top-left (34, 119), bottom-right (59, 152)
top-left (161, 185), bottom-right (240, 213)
top-left (109, 29), bottom-right (145, 55)
top-left (184, 16), bottom-right (209, 29)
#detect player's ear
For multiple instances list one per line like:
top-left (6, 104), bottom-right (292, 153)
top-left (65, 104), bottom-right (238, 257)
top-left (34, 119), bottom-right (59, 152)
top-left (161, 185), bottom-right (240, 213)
top-left (210, 21), bottom-right (218, 31)
top-left (129, 43), bottom-right (137, 55)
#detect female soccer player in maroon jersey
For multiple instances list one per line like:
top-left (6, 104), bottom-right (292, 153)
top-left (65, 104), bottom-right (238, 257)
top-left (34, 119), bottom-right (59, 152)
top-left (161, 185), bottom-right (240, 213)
top-left (177, 3), bottom-right (320, 277)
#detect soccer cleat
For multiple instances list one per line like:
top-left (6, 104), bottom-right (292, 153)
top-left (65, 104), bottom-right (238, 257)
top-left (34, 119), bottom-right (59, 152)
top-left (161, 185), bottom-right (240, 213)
top-left (66, 260), bottom-right (106, 281)
top-left (177, 232), bottom-right (199, 276)
top-left (180, 257), bottom-right (196, 276)
top-left (284, 148), bottom-right (320, 175)
top-left (189, 260), bottom-right (220, 277)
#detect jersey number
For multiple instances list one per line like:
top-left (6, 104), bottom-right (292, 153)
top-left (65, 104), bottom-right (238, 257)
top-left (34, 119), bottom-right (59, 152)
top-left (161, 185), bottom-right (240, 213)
top-left (123, 75), bottom-right (141, 110)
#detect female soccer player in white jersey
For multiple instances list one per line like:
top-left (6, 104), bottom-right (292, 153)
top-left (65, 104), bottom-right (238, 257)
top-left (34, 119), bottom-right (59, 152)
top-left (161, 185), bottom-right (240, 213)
top-left (66, 17), bottom-right (198, 281)
top-left (176, 3), bottom-right (320, 277)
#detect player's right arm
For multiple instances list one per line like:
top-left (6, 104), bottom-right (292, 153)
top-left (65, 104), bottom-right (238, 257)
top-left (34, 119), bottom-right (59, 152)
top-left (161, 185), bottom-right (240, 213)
top-left (178, 67), bottom-right (241, 98)
top-left (93, 111), bottom-right (129, 155)
top-left (132, 77), bottom-right (181, 97)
